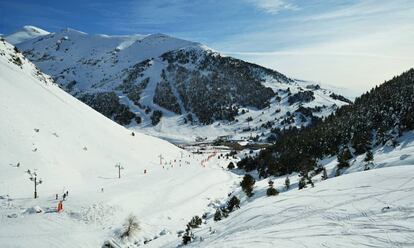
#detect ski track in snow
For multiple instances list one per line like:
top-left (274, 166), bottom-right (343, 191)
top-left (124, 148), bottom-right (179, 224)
top-left (186, 165), bottom-right (414, 248)
top-left (1, 38), bottom-right (414, 248)
top-left (0, 40), bottom-right (240, 247)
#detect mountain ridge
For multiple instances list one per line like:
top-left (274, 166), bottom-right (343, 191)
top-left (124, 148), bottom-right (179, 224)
top-left (4, 25), bottom-right (50, 45)
top-left (11, 26), bottom-right (351, 142)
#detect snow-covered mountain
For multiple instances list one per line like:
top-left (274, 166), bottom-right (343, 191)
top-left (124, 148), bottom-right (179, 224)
top-left (1, 37), bottom-right (413, 248)
top-left (13, 26), bottom-right (351, 143)
top-left (4, 25), bottom-right (50, 45)
top-left (0, 39), bottom-right (238, 247)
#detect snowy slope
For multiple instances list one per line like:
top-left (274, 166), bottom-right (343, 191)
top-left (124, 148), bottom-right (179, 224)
top-left (166, 132), bottom-right (414, 248)
top-left (140, 73), bottom-right (350, 143)
top-left (0, 40), bottom-right (239, 247)
top-left (1, 38), bottom-right (413, 247)
top-left (12, 26), bottom-right (350, 143)
top-left (188, 166), bottom-right (414, 248)
top-left (5, 25), bottom-right (50, 45)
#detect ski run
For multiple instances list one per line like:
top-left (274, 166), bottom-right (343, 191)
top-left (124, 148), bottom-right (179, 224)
top-left (0, 35), bottom-right (413, 248)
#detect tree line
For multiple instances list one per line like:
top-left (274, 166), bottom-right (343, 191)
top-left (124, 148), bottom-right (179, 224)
top-left (238, 69), bottom-right (414, 177)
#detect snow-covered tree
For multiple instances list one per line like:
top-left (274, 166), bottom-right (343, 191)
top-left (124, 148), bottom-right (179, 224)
top-left (298, 176), bottom-right (307, 190)
top-left (285, 176), bottom-right (290, 190)
top-left (364, 150), bottom-right (374, 170)
top-left (337, 147), bottom-right (352, 169)
top-left (182, 229), bottom-right (193, 245)
top-left (214, 209), bottom-right (222, 221)
top-left (187, 215), bottom-right (202, 229)
top-left (321, 168), bottom-right (328, 180)
top-left (120, 214), bottom-right (140, 239)
top-left (364, 150), bottom-right (374, 162)
top-left (266, 180), bottom-right (279, 196)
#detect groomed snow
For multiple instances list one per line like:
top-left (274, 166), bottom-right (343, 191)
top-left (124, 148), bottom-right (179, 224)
top-left (1, 38), bottom-right (413, 248)
top-left (0, 40), bottom-right (239, 247)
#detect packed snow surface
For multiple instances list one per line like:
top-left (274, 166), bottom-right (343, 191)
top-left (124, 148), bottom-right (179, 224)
top-left (1, 39), bottom-right (413, 248)
top-left (0, 40), bottom-right (239, 247)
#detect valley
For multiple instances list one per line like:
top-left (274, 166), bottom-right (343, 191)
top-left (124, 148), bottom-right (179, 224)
top-left (1, 18), bottom-right (413, 248)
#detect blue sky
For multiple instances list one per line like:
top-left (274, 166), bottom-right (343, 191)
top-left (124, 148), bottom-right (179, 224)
top-left (1, 0), bottom-right (413, 92)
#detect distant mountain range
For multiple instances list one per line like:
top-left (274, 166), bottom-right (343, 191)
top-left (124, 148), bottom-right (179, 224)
top-left (6, 26), bottom-right (351, 143)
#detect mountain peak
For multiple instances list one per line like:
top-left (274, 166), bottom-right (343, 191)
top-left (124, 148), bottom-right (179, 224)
top-left (5, 25), bottom-right (49, 45)
top-left (59, 27), bottom-right (87, 35)
top-left (22, 25), bottom-right (48, 34)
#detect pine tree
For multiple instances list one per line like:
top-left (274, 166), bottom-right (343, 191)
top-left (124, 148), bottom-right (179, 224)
top-left (364, 150), bottom-right (374, 170)
top-left (266, 180), bottom-right (278, 196)
top-left (187, 216), bottom-right (202, 228)
top-left (364, 150), bottom-right (373, 162)
top-left (182, 229), bottom-right (193, 245)
top-left (227, 196), bottom-right (240, 212)
top-left (337, 147), bottom-right (352, 169)
top-left (298, 176), bottom-right (307, 190)
top-left (285, 176), bottom-right (290, 190)
top-left (321, 168), bottom-right (328, 180)
top-left (266, 187), bottom-right (278, 196)
top-left (240, 174), bottom-right (255, 197)
top-left (214, 209), bottom-right (222, 221)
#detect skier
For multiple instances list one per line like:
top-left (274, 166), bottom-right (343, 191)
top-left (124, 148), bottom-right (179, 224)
top-left (55, 194), bottom-right (58, 200)
top-left (57, 201), bottom-right (63, 212)
top-left (62, 193), bottom-right (66, 201)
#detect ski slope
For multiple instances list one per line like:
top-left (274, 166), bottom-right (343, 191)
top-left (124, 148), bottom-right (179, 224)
top-left (1, 38), bottom-right (413, 247)
top-left (0, 40), bottom-right (239, 247)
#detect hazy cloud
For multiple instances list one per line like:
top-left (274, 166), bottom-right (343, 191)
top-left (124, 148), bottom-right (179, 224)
top-left (246, 0), bottom-right (298, 14)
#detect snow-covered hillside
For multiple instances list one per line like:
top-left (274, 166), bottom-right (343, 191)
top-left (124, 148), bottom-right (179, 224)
top-left (5, 25), bottom-right (50, 45)
top-left (1, 38), bottom-right (413, 247)
top-left (189, 166), bottom-right (414, 248)
top-left (165, 132), bottom-right (414, 248)
top-left (12, 26), bottom-right (351, 143)
top-left (0, 39), bottom-right (239, 247)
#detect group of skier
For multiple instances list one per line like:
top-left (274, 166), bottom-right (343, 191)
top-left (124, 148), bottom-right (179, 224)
top-left (55, 190), bottom-right (69, 212)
